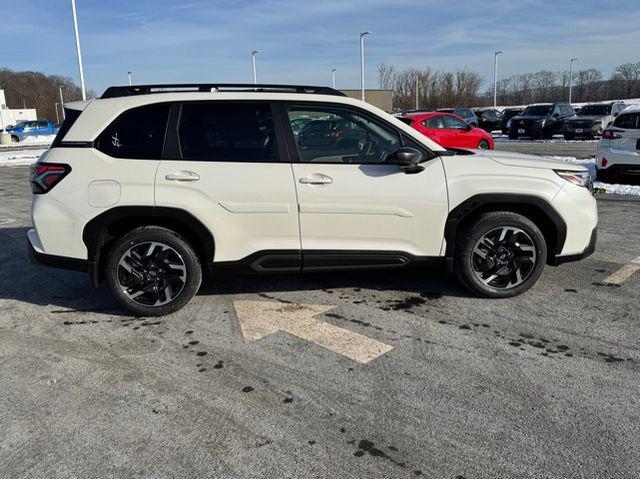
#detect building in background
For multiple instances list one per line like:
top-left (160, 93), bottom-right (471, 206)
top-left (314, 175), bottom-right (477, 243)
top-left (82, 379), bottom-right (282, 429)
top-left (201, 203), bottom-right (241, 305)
top-left (340, 89), bottom-right (393, 112)
top-left (0, 90), bottom-right (38, 130)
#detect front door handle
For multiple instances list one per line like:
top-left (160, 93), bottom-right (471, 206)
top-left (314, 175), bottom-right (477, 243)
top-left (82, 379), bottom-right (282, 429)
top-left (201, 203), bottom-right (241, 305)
top-left (165, 170), bottom-right (200, 182)
top-left (299, 174), bottom-right (333, 185)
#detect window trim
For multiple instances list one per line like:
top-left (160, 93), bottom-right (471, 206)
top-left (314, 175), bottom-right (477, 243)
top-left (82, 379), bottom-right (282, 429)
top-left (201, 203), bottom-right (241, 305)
top-left (279, 101), bottom-right (437, 165)
top-left (168, 100), bottom-right (288, 163)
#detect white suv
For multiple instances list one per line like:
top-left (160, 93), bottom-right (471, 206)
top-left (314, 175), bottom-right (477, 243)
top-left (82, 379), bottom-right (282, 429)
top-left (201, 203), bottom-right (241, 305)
top-left (28, 84), bottom-right (598, 316)
top-left (596, 105), bottom-right (640, 183)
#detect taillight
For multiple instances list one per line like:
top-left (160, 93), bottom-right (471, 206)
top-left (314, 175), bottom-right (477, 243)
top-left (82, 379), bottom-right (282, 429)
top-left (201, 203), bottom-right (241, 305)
top-left (330, 130), bottom-right (343, 139)
top-left (602, 130), bottom-right (622, 140)
top-left (30, 163), bottom-right (71, 194)
top-left (601, 157), bottom-right (608, 167)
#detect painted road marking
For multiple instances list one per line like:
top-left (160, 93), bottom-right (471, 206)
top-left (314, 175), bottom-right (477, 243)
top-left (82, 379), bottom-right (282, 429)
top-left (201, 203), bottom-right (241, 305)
top-left (234, 300), bottom-right (393, 364)
top-left (603, 255), bottom-right (640, 285)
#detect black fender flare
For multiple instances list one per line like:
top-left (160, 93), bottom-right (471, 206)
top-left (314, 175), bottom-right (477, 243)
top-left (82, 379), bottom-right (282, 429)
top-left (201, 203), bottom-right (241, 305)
top-left (443, 193), bottom-right (567, 258)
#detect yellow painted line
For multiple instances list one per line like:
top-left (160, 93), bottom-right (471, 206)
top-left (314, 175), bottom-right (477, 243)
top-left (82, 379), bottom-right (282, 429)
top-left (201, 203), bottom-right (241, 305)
top-left (234, 300), bottom-right (393, 364)
top-left (603, 256), bottom-right (640, 285)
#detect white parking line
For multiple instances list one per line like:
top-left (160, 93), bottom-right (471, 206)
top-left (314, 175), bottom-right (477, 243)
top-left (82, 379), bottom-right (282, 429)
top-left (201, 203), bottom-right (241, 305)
top-left (603, 256), bottom-right (640, 285)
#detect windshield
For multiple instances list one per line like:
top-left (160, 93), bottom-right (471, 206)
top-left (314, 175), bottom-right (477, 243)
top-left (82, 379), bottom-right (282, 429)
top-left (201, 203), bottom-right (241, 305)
top-left (521, 105), bottom-right (553, 116)
top-left (11, 121), bottom-right (29, 130)
top-left (578, 105), bottom-right (610, 116)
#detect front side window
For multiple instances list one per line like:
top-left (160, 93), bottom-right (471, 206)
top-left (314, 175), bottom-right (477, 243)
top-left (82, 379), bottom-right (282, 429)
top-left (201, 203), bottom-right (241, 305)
top-left (287, 105), bottom-right (401, 164)
top-left (97, 103), bottom-right (170, 159)
top-left (178, 102), bottom-right (278, 162)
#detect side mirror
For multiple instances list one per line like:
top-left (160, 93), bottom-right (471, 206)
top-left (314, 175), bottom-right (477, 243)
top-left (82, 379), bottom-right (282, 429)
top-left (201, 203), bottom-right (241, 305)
top-left (552, 112), bottom-right (559, 118)
top-left (393, 147), bottom-right (424, 174)
top-left (466, 123), bottom-right (473, 131)
top-left (614, 112), bottom-right (619, 117)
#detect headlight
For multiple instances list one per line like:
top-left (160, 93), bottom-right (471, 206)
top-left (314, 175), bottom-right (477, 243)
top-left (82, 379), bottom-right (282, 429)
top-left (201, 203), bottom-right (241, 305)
top-left (555, 170), bottom-right (593, 192)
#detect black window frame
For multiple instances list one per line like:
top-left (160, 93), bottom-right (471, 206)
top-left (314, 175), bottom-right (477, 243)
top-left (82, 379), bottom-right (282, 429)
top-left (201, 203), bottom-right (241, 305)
top-left (277, 101), bottom-right (437, 165)
top-left (94, 102), bottom-right (172, 160)
top-left (164, 100), bottom-right (288, 164)
top-left (613, 112), bottom-right (639, 129)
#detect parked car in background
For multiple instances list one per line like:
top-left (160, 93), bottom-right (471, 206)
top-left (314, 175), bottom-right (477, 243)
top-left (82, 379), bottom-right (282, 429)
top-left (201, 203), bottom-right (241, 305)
top-left (596, 105), bottom-right (640, 182)
top-left (501, 108), bottom-right (523, 135)
top-left (474, 108), bottom-right (503, 133)
top-left (297, 118), bottom-right (366, 149)
top-left (508, 103), bottom-right (574, 139)
top-left (396, 112), bottom-right (494, 150)
top-left (6, 120), bottom-right (58, 142)
top-left (437, 108), bottom-right (478, 127)
top-left (563, 102), bottom-right (627, 140)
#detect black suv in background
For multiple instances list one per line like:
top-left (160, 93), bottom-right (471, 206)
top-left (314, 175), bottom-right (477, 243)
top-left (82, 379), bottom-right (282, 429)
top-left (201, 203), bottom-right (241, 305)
top-left (474, 108), bottom-right (503, 132)
top-left (563, 102), bottom-right (627, 140)
top-left (501, 108), bottom-right (523, 135)
top-left (508, 103), bottom-right (574, 139)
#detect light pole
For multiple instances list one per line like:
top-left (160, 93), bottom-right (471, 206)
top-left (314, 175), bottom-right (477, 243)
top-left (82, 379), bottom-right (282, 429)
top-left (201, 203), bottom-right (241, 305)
top-left (54, 103), bottom-right (60, 124)
top-left (359, 31), bottom-right (371, 101)
top-left (569, 58), bottom-right (578, 103)
top-left (128, 71), bottom-right (133, 86)
top-left (415, 73), bottom-right (419, 110)
top-left (493, 50), bottom-right (503, 108)
top-left (71, 0), bottom-right (86, 101)
top-left (59, 87), bottom-right (65, 120)
top-left (331, 69), bottom-right (337, 89)
top-left (251, 50), bottom-right (260, 84)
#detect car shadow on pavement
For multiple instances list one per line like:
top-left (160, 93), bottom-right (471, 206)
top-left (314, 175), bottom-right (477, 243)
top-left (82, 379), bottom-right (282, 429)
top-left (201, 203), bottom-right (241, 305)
top-left (0, 226), bottom-right (471, 316)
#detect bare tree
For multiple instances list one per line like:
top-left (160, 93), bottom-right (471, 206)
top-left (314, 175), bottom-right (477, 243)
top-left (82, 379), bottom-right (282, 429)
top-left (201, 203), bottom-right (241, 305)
top-left (533, 70), bottom-right (557, 102)
top-left (576, 68), bottom-right (603, 102)
top-left (611, 62), bottom-right (640, 98)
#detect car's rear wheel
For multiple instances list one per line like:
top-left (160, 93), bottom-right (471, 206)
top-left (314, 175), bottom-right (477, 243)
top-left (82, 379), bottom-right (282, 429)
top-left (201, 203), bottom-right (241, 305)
top-left (508, 133), bottom-right (518, 140)
top-left (454, 212), bottom-right (547, 298)
top-left (105, 226), bottom-right (203, 317)
top-left (564, 133), bottom-right (575, 141)
top-left (11, 135), bottom-right (19, 143)
top-left (596, 168), bottom-right (617, 184)
top-left (477, 139), bottom-right (491, 150)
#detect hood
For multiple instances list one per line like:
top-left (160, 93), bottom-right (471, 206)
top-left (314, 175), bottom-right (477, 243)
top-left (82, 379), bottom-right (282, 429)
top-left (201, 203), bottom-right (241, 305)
top-left (472, 150), bottom-right (587, 172)
top-left (512, 115), bottom-right (547, 121)
top-left (566, 115), bottom-right (605, 122)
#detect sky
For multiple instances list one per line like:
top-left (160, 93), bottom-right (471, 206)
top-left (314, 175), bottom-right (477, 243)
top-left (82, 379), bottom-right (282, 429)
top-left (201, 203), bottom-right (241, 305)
top-left (2, 0), bottom-right (640, 95)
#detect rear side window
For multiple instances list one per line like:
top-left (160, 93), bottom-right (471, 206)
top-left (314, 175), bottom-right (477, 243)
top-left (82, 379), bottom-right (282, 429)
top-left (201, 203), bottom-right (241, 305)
top-left (178, 102), bottom-right (279, 162)
top-left (51, 108), bottom-right (82, 147)
top-left (96, 103), bottom-right (170, 159)
top-left (423, 116), bottom-right (446, 129)
top-left (396, 117), bottom-right (413, 126)
top-left (614, 113), bottom-right (639, 129)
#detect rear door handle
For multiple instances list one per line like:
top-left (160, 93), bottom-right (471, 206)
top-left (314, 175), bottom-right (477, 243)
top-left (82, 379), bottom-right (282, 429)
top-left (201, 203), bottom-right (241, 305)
top-left (165, 170), bottom-right (200, 182)
top-left (299, 174), bottom-right (333, 185)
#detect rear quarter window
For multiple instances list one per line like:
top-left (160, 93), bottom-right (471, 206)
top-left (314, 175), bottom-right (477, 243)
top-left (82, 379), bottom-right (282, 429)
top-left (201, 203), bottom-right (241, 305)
top-left (51, 108), bottom-right (82, 147)
top-left (614, 113), bottom-right (639, 129)
top-left (96, 103), bottom-right (170, 159)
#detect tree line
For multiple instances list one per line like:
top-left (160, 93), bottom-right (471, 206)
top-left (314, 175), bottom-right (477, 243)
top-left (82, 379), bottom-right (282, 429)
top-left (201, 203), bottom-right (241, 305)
top-left (378, 61), bottom-right (640, 111)
top-left (0, 68), bottom-right (94, 123)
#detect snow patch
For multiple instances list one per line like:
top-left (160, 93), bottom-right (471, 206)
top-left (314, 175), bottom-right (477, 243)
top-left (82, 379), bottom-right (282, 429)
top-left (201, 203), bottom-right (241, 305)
top-left (0, 134), bottom-right (56, 148)
top-left (0, 149), bottom-right (46, 166)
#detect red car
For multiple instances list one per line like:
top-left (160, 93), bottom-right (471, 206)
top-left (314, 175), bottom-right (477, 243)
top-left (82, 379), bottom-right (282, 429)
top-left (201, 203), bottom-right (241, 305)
top-left (397, 112), bottom-right (494, 150)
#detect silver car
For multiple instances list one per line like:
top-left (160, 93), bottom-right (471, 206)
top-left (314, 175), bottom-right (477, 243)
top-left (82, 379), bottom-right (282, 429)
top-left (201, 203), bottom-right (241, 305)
top-left (563, 102), bottom-right (627, 140)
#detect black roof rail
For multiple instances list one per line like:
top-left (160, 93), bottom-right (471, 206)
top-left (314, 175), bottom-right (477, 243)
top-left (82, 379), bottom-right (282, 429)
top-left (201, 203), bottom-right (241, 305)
top-left (100, 83), bottom-right (347, 99)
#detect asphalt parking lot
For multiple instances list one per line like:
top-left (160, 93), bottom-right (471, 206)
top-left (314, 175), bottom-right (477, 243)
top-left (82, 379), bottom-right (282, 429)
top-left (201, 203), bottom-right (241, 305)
top-left (1, 157), bottom-right (639, 478)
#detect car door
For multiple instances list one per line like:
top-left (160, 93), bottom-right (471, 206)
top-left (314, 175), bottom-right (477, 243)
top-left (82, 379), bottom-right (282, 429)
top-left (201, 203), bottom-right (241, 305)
top-left (444, 115), bottom-right (475, 148)
top-left (155, 101), bottom-right (301, 266)
top-left (419, 115), bottom-right (450, 146)
top-left (283, 103), bottom-right (449, 264)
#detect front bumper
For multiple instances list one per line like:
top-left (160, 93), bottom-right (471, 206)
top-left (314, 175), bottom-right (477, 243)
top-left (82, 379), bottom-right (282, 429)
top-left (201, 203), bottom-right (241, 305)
top-left (564, 123), bottom-right (600, 136)
top-left (550, 227), bottom-right (597, 265)
top-left (509, 123), bottom-right (547, 137)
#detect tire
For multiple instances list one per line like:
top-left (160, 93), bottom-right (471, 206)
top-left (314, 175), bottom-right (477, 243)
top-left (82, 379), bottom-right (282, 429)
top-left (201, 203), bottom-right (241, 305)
top-left (564, 133), bottom-right (575, 141)
top-left (508, 133), bottom-right (518, 140)
top-left (477, 139), bottom-right (490, 150)
top-left (11, 135), bottom-right (19, 143)
top-left (454, 212), bottom-right (547, 298)
top-left (105, 226), bottom-right (203, 317)
top-left (596, 168), bottom-right (616, 184)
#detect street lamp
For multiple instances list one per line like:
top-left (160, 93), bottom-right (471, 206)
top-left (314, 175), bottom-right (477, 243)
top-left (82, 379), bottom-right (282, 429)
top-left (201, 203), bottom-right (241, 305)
top-left (569, 58), bottom-right (578, 104)
top-left (128, 71), bottom-right (133, 86)
top-left (493, 51), bottom-right (503, 108)
top-left (331, 68), bottom-right (337, 89)
top-left (359, 31), bottom-right (371, 101)
top-left (251, 50), bottom-right (261, 84)
top-left (71, 0), bottom-right (87, 101)
top-left (59, 87), bottom-right (66, 120)
top-left (54, 102), bottom-right (60, 124)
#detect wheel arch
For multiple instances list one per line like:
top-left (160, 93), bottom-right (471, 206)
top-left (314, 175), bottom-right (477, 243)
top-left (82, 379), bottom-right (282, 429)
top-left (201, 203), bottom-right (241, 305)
top-left (82, 206), bottom-right (215, 285)
top-left (444, 194), bottom-right (566, 264)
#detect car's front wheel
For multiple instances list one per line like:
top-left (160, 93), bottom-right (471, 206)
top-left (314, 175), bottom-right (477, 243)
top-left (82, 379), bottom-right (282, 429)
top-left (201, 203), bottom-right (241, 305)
top-left (477, 139), bottom-right (491, 150)
top-left (105, 226), bottom-right (203, 316)
top-left (454, 212), bottom-right (547, 298)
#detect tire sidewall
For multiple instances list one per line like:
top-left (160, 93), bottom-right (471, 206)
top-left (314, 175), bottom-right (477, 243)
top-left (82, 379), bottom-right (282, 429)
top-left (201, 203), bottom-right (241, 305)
top-left (105, 227), bottom-right (203, 317)
top-left (455, 212), bottom-right (547, 298)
